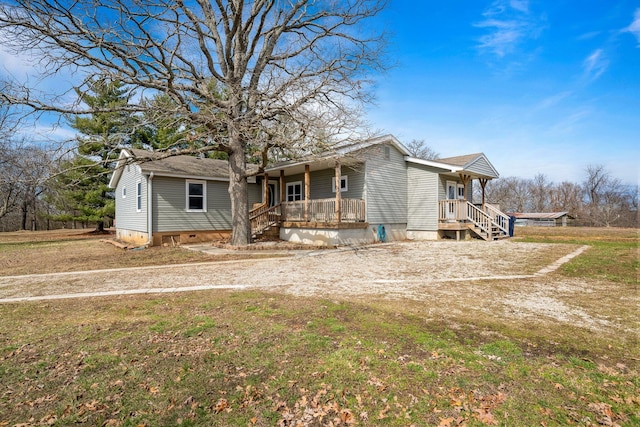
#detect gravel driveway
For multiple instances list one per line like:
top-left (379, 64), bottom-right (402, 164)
top-left (2, 240), bottom-right (623, 333)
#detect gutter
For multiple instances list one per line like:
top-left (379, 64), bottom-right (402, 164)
top-left (147, 172), bottom-right (154, 246)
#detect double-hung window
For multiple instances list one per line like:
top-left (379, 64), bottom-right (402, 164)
top-left (286, 181), bottom-right (302, 201)
top-left (136, 182), bottom-right (142, 212)
top-left (186, 180), bottom-right (206, 212)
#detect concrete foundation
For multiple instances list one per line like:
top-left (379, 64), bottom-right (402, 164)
top-left (406, 230), bottom-right (439, 241)
top-left (115, 228), bottom-right (149, 246)
top-left (280, 222), bottom-right (407, 246)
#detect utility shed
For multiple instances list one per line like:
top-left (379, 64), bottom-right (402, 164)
top-left (509, 212), bottom-right (575, 227)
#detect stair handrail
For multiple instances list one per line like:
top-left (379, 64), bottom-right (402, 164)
top-left (466, 202), bottom-right (492, 237)
top-left (484, 204), bottom-right (510, 235)
top-left (250, 203), bottom-right (281, 236)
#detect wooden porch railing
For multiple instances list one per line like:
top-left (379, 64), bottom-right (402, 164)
top-left (282, 198), bottom-right (366, 222)
top-left (484, 203), bottom-right (510, 235)
top-left (439, 200), bottom-right (510, 239)
top-left (249, 202), bottom-right (281, 236)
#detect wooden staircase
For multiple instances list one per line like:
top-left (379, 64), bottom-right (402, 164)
top-left (466, 202), bottom-right (510, 241)
top-left (249, 203), bottom-right (281, 241)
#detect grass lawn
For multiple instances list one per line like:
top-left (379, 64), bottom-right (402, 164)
top-left (0, 229), bottom-right (278, 276)
top-left (0, 227), bottom-right (638, 426)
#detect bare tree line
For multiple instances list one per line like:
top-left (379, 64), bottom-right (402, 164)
top-left (479, 170), bottom-right (638, 228)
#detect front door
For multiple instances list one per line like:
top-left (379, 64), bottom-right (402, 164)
top-left (267, 182), bottom-right (277, 207)
top-left (446, 181), bottom-right (457, 220)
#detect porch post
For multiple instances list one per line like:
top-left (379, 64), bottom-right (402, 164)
top-left (279, 170), bottom-right (285, 203)
top-left (479, 178), bottom-right (488, 207)
top-left (459, 173), bottom-right (471, 201)
top-left (263, 172), bottom-right (269, 205)
top-left (304, 164), bottom-right (310, 222)
top-left (335, 161), bottom-right (342, 222)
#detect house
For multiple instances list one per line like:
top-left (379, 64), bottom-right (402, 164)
top-left (110, 135), bottom-right (510, 247)
top-left (252, 134), bottom-right (510, 245)
top-left (509, 212), bottom-right (575, 227)
top-left (108, 149), bottom-right (261, 246)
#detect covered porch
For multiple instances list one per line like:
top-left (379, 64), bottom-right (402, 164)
top-left (250, 158), bottom-right (368, 242)
top-left (422, 152), bottom-right (510, 241)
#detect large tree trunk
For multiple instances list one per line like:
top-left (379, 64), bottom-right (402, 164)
top-left (228, 137), bottom-right (250, 246)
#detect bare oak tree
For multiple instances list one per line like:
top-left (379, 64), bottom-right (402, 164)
top-left (405, 139), bottom-right (439, 160)
top-left (0, 0), bottom-right (387, 245)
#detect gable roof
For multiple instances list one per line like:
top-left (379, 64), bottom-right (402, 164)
top-left (437, 153), bottom-right (484, 167)
top-left (406, 152), bottom-right (499, 179)
top-left (131, 149), bottom-right (231, 179)
top-left (109, 148), bottom-right (258, 188)
top-left (265, 134), bottom-right (409, 174)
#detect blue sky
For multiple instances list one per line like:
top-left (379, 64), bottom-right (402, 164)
top-left (367, 0), bottom-right (640, 185)
top-left (1, 0), bottom-right (638, 185)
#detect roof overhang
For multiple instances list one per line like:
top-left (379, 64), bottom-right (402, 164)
top-left (405, 156), bottom-right (463, 173)
top-left (265, 134), bottom-right (408, 176)
top-left (108, 149), bottom-right (132, 189)
top-left (406, 153), bottom-right (499, 180)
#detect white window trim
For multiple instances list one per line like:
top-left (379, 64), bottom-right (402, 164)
top-left (331, 175), bottom-right (348, 193)
top-left (186, 179), bottom-right (207, 212)
top-left (286, 181), bottom-right (302, 202)
top-left (122, 186), bottom-right (127, 199)
top-left (136, 181), bottom-right (142, 212)
top-left (457, 183), bottom-right (465, 200)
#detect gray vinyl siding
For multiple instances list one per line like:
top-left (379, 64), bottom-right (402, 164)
top-left (407, 164), bottom-right (440, 230)
top-left (281, 166), bottom-right (365, 200)
top-left (362, 144), bottom-right (407, 224)
top-left (248, 183), bottom-right (261, 206)
top-left (439, 176), bottom-right (473, 202)
top-left (114, 165), bottom-right (147, 232)
top-left (309, 165), bottom-right (365, 199)
top-left (466, 156), bottom-right (497, 178)
top-left (152, 177), bottom-right (261, 232)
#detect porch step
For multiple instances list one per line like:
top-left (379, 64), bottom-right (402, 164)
top-left (471, 226), bottom-right (509, 241)
top-left (252, 225), bottom-right (280, 242)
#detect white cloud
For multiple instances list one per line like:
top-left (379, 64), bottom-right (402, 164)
top-left (535, 91), bottom-right (572, 111)
top-left (583, 49), bottom-right (609, 81)
top-left (509, 0), bottom-right (529, 14)
top-left (0, 29), bottom-right (37, 79)
top-left (624, 8), bottom-right (640, 46)
top-left (474, 0), bottom-right (543, 58)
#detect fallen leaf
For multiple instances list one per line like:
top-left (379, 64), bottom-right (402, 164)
top-left (340, 409), bottom-right (355, 424)
top-left (378, 404), bottom-right (390, 419)
top-left (215, 398), bottom-right (229, 413)
top-left (438, 417), bottom-right (454, 427)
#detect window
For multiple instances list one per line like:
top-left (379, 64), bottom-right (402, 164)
top-left (331, 175), bottom-right (348, 193)
top-left (383, 146), bottom-right (391, 160)
top-left (286, 181), bottom-right (302, 201)
top-left (136, 182), bottom-right (142, 212)
top-left (457, 184), bottom-right (465, 200)
top-left (186, 180), bottom-right (206, 212)
top-left (122, 187), bottom-right (127, 199)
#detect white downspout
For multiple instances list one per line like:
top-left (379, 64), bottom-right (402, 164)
top-left (147, 172), bottom-right (154, 246)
